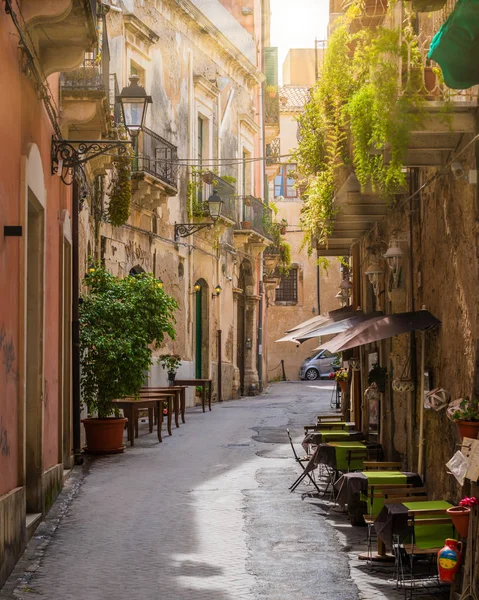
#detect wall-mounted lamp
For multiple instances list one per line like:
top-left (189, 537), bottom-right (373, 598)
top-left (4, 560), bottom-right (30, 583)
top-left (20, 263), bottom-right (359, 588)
top-left (174, 190), bottom-right (223, 241)
top-left (192, 282), bottom-right (202, 294)
top-left (383, 240), bottom-right (404, 288)
top-left (212, 284), bottom-right (222, 298)
top-left (335, 289), bottom-right (349, 308)
top-left (365, 262), bottom-right (384, 296)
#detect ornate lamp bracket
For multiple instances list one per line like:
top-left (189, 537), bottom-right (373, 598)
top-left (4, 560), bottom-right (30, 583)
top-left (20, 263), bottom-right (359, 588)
top-left (51, 137), bottom-right (132, 184)
top-left (174, 222), bottom-right (214, 241)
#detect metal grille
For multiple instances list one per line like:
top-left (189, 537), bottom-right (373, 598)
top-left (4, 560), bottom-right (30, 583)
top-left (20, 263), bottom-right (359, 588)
top-left (275, 268), bottom-right (298, 303)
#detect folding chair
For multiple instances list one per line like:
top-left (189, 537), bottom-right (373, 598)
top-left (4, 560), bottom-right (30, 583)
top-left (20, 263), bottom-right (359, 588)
top-left (286, 429), bottom-right (322, 495)
top-left (397, 509), bottom-right (454, 599)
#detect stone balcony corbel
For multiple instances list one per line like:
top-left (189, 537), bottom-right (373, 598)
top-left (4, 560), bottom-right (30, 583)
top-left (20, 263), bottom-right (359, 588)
top-left (22, 0), bottom-right (97, 76)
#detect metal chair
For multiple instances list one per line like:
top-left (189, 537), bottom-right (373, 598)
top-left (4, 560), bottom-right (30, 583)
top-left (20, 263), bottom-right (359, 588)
top-left (286, 429), bottom-right (322, 495)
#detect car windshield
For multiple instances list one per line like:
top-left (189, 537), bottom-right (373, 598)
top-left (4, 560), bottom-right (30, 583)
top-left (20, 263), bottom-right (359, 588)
top-left (306, 352), bottom-right (320, 361)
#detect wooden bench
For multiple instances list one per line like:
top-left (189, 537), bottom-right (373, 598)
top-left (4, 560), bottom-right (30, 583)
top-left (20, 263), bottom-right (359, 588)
top-left (174, 378), bottom-right (212, 412)
top-left (363, 461), bottom-right (403, 471)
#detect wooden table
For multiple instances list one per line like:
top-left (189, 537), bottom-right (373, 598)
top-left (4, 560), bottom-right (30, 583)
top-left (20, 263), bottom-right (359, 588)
top-left (140, 386), bottom-right (187, 426)
top-left (174, 378), bottom-right (212, 412)
top-left (304, 421), bottom-right (356, 434)
top-left (112, 394), bottom-right (174, 446)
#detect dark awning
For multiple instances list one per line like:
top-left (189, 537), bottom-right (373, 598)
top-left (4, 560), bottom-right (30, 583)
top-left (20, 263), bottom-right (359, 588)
top-left (320, 310), bottom-right (441, 353)
top-left (296, 311), bottom-right (382, 343)
top-left (428, 0), bottom-right (479, 89)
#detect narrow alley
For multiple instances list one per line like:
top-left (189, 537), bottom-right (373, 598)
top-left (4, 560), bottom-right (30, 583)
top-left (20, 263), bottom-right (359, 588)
top-left (1, 383), bottom-right (358, 600)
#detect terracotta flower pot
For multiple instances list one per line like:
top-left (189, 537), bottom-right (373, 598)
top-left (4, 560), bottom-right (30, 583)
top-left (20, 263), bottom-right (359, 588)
top-left (82, 417), bottom-right (128, 454)
top-left (456, 420), bottom-right (479, 440)
top-left (447, 506), bottom-right (470, 538)
top-left (241, 221), bottom-right (252, 230)
top-left (339, 381), bottom-right (348, 394)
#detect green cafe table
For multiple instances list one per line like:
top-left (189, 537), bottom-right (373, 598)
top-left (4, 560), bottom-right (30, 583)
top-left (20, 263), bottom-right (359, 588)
top-left (374, 500), bottom-right (454, 551)
top-left (303, 441), bottom-right (367, 477)
top-left (301, 429), bottom-right (364, 452)
top-left (334, 470), bottom-right (423, 525)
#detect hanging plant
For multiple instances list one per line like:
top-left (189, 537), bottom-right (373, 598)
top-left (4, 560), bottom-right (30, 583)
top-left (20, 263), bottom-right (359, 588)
top-left (294, 0), bottom-right (428, 251)
top-left (108, 153), bottom-right (133, 227)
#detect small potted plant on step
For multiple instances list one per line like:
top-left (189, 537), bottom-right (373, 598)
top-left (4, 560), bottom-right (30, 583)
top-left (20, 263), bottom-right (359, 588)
top-left (159, 354), bottom-right (182, 385)
top-left (450, 396), bottom-right (479, 439)
top-left (80, 264), bottom-right (178, 453)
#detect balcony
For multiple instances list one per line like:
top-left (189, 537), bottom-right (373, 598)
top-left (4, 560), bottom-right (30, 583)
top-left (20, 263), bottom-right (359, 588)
top-left (60, 32), bottom-right (111, 139)
top-left (265, 138), bottom-right (281, 181)
top-left (233, 196), bottom-right (274, 251)
top-left (22, 0), bottom-right (97, 76)
top-left (191, 172), bottom-right (237, 225)
top-left (132, 128), bottom-right (179, 205)
top-left (264, 94), bottom-right (280, 144)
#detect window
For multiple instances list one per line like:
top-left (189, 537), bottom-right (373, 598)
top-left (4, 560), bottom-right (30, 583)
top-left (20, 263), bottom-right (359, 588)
top-left (274, 164), bottom-right (297, 198)
top-left (130, 62), bottom-right (145, 86)
top-left (275, 268), bottom-right (298, 303)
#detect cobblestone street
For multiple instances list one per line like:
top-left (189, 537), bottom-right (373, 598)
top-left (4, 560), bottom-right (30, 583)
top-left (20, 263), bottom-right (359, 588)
top-left (1, 382), bottom-right (407, 600)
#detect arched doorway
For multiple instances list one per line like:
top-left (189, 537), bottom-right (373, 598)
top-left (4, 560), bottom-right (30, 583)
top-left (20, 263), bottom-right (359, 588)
top-left (237, 260), bottom-right (254, 395)
top-left (194, 279), bottom-right (209, 379)
top-left (129, 265), bottom-right (145, 276)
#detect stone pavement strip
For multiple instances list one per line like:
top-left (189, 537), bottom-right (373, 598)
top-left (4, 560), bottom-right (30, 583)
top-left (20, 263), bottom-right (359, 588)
top-left (1, 382), bottom-right (425, 600)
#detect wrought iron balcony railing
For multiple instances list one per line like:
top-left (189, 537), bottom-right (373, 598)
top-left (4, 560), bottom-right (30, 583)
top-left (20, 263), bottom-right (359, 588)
top-left (133, 127), bottom-right (178, 191)
top-left (191, 171), bottom-right (237, 223)
top-left (235, 196), bottom-right (274, 241)
top-left (61, 19), bottom-right (110, 92)
top-left (109, 73), bottom-right (121, 124)
top-left (265, 94), bottom-right (280, 126)
top-left (266, 138), bottom-right (281, 165)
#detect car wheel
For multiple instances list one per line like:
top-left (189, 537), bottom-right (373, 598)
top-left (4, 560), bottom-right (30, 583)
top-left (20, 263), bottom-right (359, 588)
top-left (305, 368), bottom-right (319, 381)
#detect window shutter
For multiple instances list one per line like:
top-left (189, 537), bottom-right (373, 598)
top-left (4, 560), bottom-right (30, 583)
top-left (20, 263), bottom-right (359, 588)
top-left (264, 47), bottom-right (278, 86)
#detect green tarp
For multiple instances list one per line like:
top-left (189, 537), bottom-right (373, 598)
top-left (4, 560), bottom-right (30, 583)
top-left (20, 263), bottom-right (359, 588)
top-left (428, 0), bottom-right (479, 89)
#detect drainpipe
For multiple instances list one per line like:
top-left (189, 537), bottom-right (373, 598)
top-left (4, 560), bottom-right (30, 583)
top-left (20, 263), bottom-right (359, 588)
top-left (316, 246), bottom-right (321, 313)
top-left (257, 279), bottom-right (264, 392)
top-left (72, 179), bottom-right (82, 465)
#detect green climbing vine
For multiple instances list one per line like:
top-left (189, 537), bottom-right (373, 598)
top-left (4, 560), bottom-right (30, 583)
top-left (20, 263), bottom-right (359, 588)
top-left (295, 0), bottom-right (428, 252)
top-left (108, 153), bottom-right (133, 227)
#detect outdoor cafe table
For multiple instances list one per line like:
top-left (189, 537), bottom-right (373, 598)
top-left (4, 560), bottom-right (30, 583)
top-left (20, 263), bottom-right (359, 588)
top-left (302, 430), bottom-right (364, 452)
top-left (304, 421), bottom-right (356, 434)
top-left (305, 441), bottom-right (368, 475)
top-left (140, 386), bottom-right (187, 426)
top-left (374, 500), bottom-right (454, 551)
top-left (174, 378), bottom-right (212, 412)
top-left (112, 394), bottom-right (174, 446)
top-left (334, 470), bottom-right (423, 525)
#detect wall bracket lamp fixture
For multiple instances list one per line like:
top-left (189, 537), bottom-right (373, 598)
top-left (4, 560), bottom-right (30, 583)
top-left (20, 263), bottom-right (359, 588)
top-left (174, 190), bottom-right (223, 241)
top-left (51, 75), bottom-right (152, 185)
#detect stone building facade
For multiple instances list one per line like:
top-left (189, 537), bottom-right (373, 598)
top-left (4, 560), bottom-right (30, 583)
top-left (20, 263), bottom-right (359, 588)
top-left (264, 83), bottom-right (341, 382)
top-left (73, 0), bottom-right (273, 404)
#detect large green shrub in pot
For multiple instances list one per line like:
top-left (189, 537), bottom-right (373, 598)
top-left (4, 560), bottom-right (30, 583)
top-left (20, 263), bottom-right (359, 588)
top-left (79, 264), bottom-right (178, 418)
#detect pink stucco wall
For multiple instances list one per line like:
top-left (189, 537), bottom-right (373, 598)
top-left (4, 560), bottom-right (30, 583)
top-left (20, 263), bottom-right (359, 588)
top-left (0, 11), bottom-right (70, 495)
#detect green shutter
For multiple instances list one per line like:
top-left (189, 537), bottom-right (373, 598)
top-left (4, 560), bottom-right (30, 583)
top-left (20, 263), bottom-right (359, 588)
top-left (264, 47), bottom-right (278, 86)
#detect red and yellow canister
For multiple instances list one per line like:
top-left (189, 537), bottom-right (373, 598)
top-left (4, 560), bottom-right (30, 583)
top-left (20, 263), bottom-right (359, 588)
top-left (437, 539), bottom-right (463, 582)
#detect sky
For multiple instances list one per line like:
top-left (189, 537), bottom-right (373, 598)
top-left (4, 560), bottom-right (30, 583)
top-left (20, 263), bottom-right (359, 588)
top-left (270, 0), bottom-right (329, 83)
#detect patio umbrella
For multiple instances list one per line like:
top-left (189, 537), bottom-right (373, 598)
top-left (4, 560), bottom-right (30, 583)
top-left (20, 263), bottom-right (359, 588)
top-left (317, 308), bottom-right (441, 478)
top-left (275, 307), bottom-right (361, 344)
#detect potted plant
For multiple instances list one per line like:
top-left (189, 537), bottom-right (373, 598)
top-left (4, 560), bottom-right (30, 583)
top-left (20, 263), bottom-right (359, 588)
top-left (241, 220), bottom-right (252, 230)
top-left (279, 218), bottom-right (288, 235)
top-left (330, 369), bottom-right (348, 394)
top-left (278, 241), bottom-right (292, 275)
top-left (368, 363), bottom-right (388, 393)
top-left (159, 354), bottom-right (182, 385)
top-left (266, 84), bottom-right (277, 98)
top-left (450, 396), bottom-right (479, 439)
top-left (447, 496), bottom-right (478, 538)
top-left (80, 264), bottom-right (178, 453)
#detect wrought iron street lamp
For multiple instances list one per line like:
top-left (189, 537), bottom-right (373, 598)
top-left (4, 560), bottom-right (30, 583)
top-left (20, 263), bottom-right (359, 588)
top-left (365, 262), bottom-right (384, 296)
top-left (212, 284), bottom-right (222, 299)
top-left (116, 75), bottom-right (152, 137)
top-left (174, 190), bottom-right (224, 241)
top-left (51, 75), bottom-right (153, 184)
